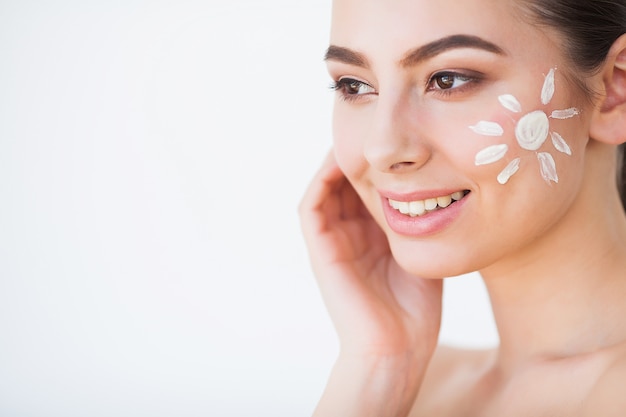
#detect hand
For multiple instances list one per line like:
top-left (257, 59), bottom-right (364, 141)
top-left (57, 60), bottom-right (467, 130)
top-left (299, 151), bottom-right (443, 360)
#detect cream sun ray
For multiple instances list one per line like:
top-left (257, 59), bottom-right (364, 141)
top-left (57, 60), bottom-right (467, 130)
top-left (469, 67), bottom-right (579, 185)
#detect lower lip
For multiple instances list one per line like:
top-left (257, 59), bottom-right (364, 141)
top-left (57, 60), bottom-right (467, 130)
top-left (381, 194), bottom-right (469, 237)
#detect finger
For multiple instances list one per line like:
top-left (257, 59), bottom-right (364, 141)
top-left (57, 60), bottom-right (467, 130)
top-left (299, 150), bottom-right (342, 210)
top-left (299, 150), bottom-right (346, 235)
top-left (303, 150), bottom-right (369, 220)
top-left (337, 177), bottom-right (370, 221)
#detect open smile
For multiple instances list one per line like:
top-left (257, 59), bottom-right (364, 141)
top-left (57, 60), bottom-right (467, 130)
top-left (387, 190), bottom-right (470, 217)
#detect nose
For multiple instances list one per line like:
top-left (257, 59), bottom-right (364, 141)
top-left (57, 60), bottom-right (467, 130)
top-left (364, 93), bottom-right (431, 173)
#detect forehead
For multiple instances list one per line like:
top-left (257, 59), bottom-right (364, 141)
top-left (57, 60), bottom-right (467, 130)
top-left (330, 0), bottom-right (526, 58)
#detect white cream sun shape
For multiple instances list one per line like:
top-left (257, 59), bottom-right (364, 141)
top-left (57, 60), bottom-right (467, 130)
top-left (469, 68), bottom-right (579, 185)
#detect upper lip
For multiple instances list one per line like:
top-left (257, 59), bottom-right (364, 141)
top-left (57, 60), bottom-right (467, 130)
top-left (380, 188), bottom-right (468, 202)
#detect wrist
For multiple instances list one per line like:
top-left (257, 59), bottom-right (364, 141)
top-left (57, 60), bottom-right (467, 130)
top-left (313, 349), bottom-right (430, 417)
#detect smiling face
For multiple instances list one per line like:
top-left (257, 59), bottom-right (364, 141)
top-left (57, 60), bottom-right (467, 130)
top-left (327, 0), bottom-right (594, 278)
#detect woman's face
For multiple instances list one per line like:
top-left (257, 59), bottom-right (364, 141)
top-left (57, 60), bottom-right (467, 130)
top-left (327, 0), bottom-right (593, 278)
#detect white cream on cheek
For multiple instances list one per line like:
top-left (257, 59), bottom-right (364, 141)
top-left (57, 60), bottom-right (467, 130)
top-left (497, 158), bottom-right (521, 185)
top-left (515, 110), bottom-right (550, 151)
top-left (498, 94), bottom-right (522, 113)
top-left (470, 121), bottom-right (504, 136)
top-left (469, 68), bottom-right (580, 185)
top-left (541, 68), bottom-right (556, 105)
top-left (475, 144), bottom-right (509, 166)
top-left (550, 132), bottom-right (572, 156)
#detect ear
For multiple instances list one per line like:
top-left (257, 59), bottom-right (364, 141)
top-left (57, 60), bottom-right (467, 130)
top-left (590, 34), bottom-right (626, 145)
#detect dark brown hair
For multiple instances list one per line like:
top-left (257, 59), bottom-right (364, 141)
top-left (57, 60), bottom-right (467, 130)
top-left (520, 0), bottom-right (626, 208)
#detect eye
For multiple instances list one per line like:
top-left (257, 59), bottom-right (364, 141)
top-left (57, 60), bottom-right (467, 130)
top-left (427, 71), bottom-right (480, 94)
top-left (331, 77), bottom-right (376, 102)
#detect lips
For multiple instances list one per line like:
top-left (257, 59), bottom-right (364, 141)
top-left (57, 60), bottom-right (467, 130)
top-left (381, 189), bottom-right (470, 236)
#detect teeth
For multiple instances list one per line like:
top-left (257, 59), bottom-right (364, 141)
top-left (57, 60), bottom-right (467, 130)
top-left (451, 191), bottom-right (464, 201)
top-left (388, 191), bottom-right (467, 217)
top-left (409, 200), bottom-right (426, 216)
top-left (424, 198), bottom-right (438, 211)
top-left (437, 195), bottom-right (452, 208)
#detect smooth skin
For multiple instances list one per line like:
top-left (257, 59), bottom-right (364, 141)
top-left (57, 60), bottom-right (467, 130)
top-left (299, 0), bottom-right (626, 415)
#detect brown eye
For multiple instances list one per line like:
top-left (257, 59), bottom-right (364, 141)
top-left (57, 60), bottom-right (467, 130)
top-left (346, 80), bottom-right (363, 94)
top-left (332, 78), bottom-right (376, 101)
top-left (429, 71), bottom-right (476, 92)
top-left (435, 74), bottom-right (456, 89)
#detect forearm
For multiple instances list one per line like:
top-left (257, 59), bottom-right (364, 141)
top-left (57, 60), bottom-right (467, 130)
top-left (312, 351), bottom-right (427, 417)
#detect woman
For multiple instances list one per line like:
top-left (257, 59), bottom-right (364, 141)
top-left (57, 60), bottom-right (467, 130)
top-left (299, 0), bottom-right (626, 415)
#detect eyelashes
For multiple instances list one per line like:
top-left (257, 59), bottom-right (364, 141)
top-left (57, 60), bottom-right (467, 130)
top-left (329, 78), bottom-right (376, 103)
top-left (427, 71), bottom-right (483, 96)
top-left (330, 70), bottom-right (484, 103)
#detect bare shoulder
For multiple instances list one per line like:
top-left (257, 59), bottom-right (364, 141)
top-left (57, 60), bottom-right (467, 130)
top-left (410, 344), bottom-right (496, 416)
top-left (583, 352), bottom-right (626, 416)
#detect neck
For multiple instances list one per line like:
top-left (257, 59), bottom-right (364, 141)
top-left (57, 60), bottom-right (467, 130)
top-left (480, 149), bottom-right (626, 371)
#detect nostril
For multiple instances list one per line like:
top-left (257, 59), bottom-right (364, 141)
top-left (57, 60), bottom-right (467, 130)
top-left (390, 161), bottom-right (416, 171)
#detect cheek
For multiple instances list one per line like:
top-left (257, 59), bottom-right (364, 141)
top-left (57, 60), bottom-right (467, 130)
top-left (464, 69), bottom-right (587, 186)
top-left (460, 99), bottom-right (582, 186)
top-left (543, 115), bottom-right (588, 185)
top-left (467, 110), bottom-right (524, 185)
top-left (426, 101), bottom-right (519, 180)
top-left (332, 106), bottom-right (369, 179)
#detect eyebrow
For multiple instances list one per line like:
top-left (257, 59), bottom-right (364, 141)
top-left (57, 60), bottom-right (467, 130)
top-left (324, 45), bottom-right (370, 67)
top-left (324, 34), bottom-right (505, 68)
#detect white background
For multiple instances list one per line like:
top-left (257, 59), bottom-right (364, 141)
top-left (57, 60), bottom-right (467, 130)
top-left (0, 1), bottom-right (498, 416)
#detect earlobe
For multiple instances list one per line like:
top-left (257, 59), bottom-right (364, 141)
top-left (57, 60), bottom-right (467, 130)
top-left (590, 34), bottom-right (626, 145)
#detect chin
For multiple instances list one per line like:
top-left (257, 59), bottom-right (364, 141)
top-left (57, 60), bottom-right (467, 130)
top-left (389, 239), bottom-right (481, 279)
